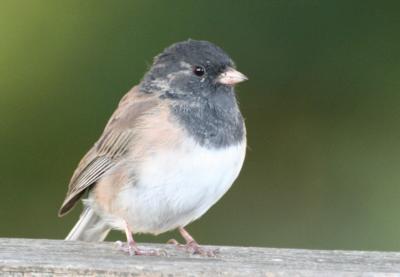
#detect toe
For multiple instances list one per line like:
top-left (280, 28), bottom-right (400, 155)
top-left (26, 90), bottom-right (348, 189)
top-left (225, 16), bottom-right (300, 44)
top-left (167, 238), bottom-right (180, 245)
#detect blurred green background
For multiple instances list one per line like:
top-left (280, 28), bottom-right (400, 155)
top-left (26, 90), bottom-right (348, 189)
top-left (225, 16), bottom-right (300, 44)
top-left (1, 0), bottom-right (400, 251)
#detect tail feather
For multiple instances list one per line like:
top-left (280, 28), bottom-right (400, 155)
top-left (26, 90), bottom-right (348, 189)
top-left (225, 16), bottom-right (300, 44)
top-left (65, 207), bottom-right (110, 242)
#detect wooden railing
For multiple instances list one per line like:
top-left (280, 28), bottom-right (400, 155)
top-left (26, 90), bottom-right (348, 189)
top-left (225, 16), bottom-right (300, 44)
top-left (1, 238), bottom-right (400, 276)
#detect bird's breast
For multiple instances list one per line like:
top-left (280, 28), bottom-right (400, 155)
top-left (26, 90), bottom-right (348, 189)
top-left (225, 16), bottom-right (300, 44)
top-left (117, 137), bottom-right (246, 234)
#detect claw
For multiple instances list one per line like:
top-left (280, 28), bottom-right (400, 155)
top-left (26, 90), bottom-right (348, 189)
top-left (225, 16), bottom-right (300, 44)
top-left (185, 241), bottom-right (219, 257)
top-left (116, 241), bottom-right (165, 256)
top-left (116, 221), bottom-right (167, 256)
top-left (167, 239), bottom-right (179, 245)
top-left (166, 237), bottom-right (219, 257)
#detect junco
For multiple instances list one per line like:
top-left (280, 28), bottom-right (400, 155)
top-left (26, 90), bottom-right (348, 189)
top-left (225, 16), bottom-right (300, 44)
top-left (58, 39), bottom-right (247, 256)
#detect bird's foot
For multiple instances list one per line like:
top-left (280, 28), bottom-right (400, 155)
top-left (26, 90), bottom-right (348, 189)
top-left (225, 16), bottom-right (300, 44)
top-left (115, 241), bottom-right (165, 256)
top-left (167, 239), bottom-right (219, 257)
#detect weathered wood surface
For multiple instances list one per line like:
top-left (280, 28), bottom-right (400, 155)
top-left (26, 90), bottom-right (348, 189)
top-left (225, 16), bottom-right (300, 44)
top-left (1, 238), bottom-right (400, 276)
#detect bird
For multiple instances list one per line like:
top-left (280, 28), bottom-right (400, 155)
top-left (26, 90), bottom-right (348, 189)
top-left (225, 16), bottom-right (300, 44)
top-left (58, 39), bottom-right (248, 256)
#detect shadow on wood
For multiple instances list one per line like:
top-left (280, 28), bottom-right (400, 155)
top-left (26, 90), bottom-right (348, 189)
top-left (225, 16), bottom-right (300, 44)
top-left (1, 238), bottom-right (400, 276)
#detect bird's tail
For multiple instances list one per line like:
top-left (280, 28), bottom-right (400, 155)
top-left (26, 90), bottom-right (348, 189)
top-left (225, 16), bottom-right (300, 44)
top-left (65, 207), bottom-right (110, 242)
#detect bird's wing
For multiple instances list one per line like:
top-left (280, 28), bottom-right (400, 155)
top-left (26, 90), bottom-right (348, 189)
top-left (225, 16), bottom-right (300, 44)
top-left (58, 86), bottom-right (160, 216)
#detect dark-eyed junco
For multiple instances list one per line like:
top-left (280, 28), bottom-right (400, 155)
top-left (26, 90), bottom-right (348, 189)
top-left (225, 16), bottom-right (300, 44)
top-left (58, 39), bottom-right (247, 256)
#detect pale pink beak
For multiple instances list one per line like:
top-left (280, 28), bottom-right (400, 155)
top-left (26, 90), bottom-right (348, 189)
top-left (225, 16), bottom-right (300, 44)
top-left (217, 67), bottom-right (248, 86)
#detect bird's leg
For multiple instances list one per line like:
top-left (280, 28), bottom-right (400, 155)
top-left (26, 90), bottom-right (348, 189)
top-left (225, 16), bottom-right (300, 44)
top-left (116, 221), bottom-right (161, 256)
top-left (179, 226), bottom-right (197, 245)
top-left (168, 227), bottom-right (219, 256)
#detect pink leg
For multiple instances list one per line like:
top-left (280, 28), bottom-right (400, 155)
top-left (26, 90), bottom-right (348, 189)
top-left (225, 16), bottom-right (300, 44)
top-left (116, 221), bottom-right (161, 256)
top-left (168, 227), bottom-right (219, 257)
top-left (179, 227), bottom-right (196, 244)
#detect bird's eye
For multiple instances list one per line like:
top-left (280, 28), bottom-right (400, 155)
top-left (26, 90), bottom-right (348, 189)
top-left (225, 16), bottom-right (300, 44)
top-left (193, 65), bottom-right (205, 77)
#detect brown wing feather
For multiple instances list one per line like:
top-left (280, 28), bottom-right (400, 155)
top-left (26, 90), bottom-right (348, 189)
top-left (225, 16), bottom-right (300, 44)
top-left (58, 86), bottom-right (160, 216)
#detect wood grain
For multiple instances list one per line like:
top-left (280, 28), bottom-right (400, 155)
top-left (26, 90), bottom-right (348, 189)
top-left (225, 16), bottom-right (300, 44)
top-left (1, 238), bottom-right (400, 276)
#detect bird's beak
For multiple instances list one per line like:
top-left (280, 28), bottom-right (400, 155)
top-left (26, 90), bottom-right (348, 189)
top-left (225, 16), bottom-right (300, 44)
top-left (217, 67), bottom-right (248, 86)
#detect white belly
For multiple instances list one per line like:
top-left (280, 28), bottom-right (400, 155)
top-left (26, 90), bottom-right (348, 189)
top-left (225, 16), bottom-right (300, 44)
top-left (116, 138), bottom-right (246, 234)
